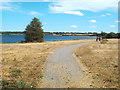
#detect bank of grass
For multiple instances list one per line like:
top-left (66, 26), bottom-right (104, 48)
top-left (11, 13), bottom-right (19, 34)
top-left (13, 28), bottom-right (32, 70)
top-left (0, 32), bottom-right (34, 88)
top-left (0, 43), bottom-right (17, 44)
top-left (1, 39), bottom-right (94, 88)
top-left (74, 39), bottom-right (118, 88)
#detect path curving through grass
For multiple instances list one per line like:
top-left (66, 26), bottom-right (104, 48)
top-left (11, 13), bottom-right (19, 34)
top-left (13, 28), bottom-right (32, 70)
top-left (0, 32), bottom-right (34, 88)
top-left (41, 42), bottom-right (93, 88)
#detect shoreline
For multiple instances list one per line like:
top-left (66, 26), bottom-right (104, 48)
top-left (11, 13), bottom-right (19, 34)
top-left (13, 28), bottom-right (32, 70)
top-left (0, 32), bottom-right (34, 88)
top-left (1, 34), bottom-right (96, 37)
top-left (0, 39), bottom-right (96, 44)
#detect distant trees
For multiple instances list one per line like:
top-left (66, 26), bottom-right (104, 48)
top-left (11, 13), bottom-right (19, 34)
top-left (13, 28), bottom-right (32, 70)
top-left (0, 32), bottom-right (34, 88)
top-left (25, 17), bottom-right (44, 42)
top-left (100, 32), bottom-right (107, 37)
top-left (106, 32), bottom-right (119, 38)
top-left (99, 32), bottom-right (119, 39)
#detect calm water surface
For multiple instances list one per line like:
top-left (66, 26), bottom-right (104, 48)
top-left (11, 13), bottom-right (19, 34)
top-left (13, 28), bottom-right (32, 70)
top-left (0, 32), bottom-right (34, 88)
top-left (1, 34), bottom-right (96, 43)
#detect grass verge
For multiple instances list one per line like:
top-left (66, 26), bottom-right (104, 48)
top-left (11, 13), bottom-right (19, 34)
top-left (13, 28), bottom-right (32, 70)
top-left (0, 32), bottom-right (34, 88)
top-left (74, 39), bottom-right (118, 88)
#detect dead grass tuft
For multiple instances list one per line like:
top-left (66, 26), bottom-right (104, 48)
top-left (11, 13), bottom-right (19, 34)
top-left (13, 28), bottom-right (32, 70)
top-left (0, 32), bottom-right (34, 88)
top-left (100, 39), bottom-right (108, 44)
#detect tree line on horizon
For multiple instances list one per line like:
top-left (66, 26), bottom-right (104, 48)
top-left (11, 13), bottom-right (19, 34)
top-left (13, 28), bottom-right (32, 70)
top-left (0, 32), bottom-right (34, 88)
top-left (1, 17), bottom-right (120, 42)
top-left (98, 32), bottom-right (120, 39)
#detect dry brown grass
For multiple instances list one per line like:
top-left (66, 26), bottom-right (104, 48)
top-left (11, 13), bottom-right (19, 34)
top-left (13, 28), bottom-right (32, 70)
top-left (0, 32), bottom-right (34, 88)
top-left (1, 39), bottom-right (94, 88)
top-left (74, 39), bottom-right (119, 88)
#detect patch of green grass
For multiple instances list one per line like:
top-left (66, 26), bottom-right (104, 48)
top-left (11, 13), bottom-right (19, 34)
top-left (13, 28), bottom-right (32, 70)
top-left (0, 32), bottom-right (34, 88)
top-left (16, 80), bottom-right (34, 88)
top-left (1, 79), bottom-right (36, 89)
top-left (0, 42), bottom-right (17, 44)
top-left (0, 43), bottom-right (6, 44)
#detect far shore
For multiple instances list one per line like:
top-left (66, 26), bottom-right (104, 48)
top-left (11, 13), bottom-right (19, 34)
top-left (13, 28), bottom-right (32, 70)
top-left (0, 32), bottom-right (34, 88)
top-left (1, 33), bottom-right (96, 37)
top-left (0, 39), bottom-right (96, 44)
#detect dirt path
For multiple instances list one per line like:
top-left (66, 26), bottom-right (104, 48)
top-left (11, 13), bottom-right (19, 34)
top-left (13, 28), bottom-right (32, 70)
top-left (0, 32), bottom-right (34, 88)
top-left (41, 42), bottom-right (93, 88)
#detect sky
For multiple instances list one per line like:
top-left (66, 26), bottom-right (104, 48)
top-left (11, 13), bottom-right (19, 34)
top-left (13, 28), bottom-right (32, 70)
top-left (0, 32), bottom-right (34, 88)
top-left (0, 0), bottom-right (119, 33)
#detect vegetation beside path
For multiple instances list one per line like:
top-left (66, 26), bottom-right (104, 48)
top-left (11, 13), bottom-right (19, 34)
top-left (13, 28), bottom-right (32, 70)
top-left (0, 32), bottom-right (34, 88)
top-left (1, 39), bottom-right (94, 88)
top-left (74, 39), bottom-right (118, 88)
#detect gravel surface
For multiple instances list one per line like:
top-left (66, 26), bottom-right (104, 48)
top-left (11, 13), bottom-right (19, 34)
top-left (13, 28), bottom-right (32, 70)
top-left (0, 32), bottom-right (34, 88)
top-left (41, 42), bottom-right (93, 88)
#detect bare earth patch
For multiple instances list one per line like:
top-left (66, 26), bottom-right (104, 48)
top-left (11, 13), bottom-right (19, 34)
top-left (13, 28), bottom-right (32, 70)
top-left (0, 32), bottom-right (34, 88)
top-left (1, 39), bottom-right (94, 88)
top-left (74, 39), bottom-right (119, 88)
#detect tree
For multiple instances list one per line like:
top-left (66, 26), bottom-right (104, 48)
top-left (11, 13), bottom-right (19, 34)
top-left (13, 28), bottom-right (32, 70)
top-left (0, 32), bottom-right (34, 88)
top-left (106, 32), bottom-right (117, 38)
top-left (25, 17), bottom-right (44, 42)
top-left (100, 31), bottom-right (107, 38)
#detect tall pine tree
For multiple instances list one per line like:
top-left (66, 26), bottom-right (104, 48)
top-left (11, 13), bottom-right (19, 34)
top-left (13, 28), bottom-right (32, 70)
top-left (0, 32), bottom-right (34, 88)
top-left (25, 17), bottom-right (44, 42)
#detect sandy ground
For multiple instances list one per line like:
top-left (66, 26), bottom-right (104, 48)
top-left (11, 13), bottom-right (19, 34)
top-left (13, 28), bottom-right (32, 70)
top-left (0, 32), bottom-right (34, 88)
top-left (41, 42), bottom-right (93, 88)
top-left (74, 39), bottom-right (119, 88)
top-left (1, 39), bottom-right (94, 88)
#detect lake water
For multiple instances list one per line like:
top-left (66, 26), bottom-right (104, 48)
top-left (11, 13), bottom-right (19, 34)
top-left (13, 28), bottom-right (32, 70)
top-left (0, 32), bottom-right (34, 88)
top-left (1, 34), bottom-right (96, 43)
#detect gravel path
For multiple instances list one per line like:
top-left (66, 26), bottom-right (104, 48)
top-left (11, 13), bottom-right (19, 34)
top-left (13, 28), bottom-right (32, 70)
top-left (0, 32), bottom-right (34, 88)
top-left (41, 42), bottom-right (93, 88)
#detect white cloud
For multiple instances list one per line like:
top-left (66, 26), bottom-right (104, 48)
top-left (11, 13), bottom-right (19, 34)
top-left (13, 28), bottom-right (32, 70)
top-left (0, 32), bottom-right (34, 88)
top-left (0, 6), bottom-right (11, 10)
top-left (1, 3), bottom-right (42, 16)
top-left (42, 0), bottom-right (50, 2)
top-left (0, 2), bottom-right (21, 12)
top-left (70, 25), bottom-right (77, 28)
top-left (106, 13), bottom-right (111, 15)
top-left (109, 25), bottom-right (116, 27)
top-left (0, 0), bottom-right (52, 2)
top-left (0, 3), bottom-right (12, 11)
top-left (0, 0), bottom-right (11, 2)
top-left (29, 11), bottom-right (41, 15)
top-left (64, 11), bottom-right (84, 16)
top-left (90, 20), bottom-right (96, 23)
top-left (115, 20), bottom-right (120, 23)
top-left (101, 13), bottom-right (111, 17)
top-left (49, 0), bottom-right (119, 15)
top-left (1, 2), bottom-right (42, 16)
top-left (101, 15), bottom-right (106, 17)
